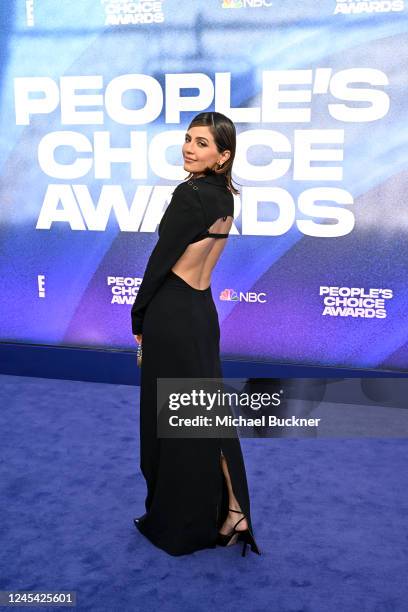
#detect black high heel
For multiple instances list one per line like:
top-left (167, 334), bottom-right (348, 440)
top-left (216, 508), bottom-right (261, 557)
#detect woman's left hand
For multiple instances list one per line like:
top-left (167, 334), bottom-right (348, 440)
top-left (134, 334), bottom-right (142, 345)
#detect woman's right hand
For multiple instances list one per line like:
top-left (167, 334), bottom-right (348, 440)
top-left (134, 334), bottom-right (142, 345)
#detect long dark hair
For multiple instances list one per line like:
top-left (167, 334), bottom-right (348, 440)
top-left (185, 112), bottom-right (239, 195)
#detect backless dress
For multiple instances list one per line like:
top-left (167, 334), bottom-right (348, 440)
top-left (131, 170), bottom-right (255, 556)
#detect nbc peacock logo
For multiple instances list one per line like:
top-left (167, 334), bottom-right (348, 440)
top-left (220, 289), bottom-right (239, 301)
top-left (219, 288), bottom-right (267, 303)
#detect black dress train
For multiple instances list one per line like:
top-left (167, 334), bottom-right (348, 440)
top-left (131, 170), bottom-right (256, 556)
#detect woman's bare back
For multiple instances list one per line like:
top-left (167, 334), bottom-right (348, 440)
top-left (171, 215), bottom-right (234, 290)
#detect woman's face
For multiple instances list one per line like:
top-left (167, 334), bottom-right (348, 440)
top-left (182, 125), bottom-right (230, 177)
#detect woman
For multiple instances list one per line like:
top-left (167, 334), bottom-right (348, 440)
top-left (131, 111), bottom-right (260, 557)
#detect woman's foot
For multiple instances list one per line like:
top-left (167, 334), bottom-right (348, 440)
top-left (219, 508), bottom-right (248, 535)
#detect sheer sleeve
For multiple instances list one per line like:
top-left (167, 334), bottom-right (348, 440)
top-left (131, 182), bottom-right (206, 335)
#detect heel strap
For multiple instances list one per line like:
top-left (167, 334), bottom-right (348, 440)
top-left (233, 515), bottom-right (247, 530)
top-left (229, 508), bottom-right (244, 514)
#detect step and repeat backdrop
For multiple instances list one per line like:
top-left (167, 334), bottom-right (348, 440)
top-left (0, 0), bottom-right (407, 370)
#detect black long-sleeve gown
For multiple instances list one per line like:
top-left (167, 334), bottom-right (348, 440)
top-left (131, 170), bottom-right (255, 556)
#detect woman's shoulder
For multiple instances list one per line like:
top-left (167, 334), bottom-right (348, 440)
top-left (173, 174), bottom-right (234, 215)
top-left (194, 174), bottom-right (233, 199)
top-left (172, 178), bottom-right (202, 201)
top-left (167, 179), bottom-right (203, 218)
top-left (181, 173), bottom-right (233, 199)
top-left (159, 181), bottom-right (204, 235)
top-left (190, 176), bottom-right (234, 221)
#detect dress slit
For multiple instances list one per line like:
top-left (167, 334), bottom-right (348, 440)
top-left (216, 441), bottom-right (253, 534)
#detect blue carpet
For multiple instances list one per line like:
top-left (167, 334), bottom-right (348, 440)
top-left (0, 373), bottom-right (407, 612)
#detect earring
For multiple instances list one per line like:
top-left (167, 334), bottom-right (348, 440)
top-left (217, 162), bottom-right (223, 168)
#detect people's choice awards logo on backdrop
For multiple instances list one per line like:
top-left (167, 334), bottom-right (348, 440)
top-left (320, 286), bottom-right (393, 318)
top-left (13, 68), bottom-right (390, 238)
top-left (101, 0), bottom-right (165, 25)
top-left (220, 289), bottom-right (267, 303)
top-left (333, 0), bottom-right (404, 14)
top-left (107, 276), bottom-right (142, 306)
